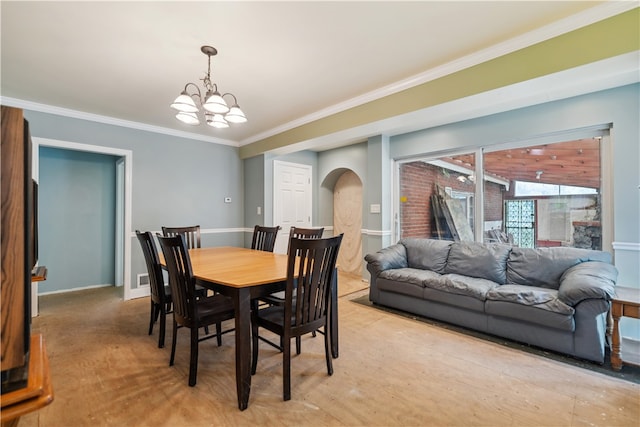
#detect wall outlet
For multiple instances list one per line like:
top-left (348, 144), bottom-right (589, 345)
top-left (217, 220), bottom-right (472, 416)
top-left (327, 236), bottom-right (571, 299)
top-left (257, 206), bottom-right (262, 215)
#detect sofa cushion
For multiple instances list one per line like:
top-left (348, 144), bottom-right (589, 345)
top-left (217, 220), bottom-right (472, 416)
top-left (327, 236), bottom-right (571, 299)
top-left (444, 241), bottom-right (511, 284)
top-left (506, 247), bottom-right (612, 290)
top-left (423, 287), bottom-right (486, 312)
top-left (401, 238), bottom-right (453, 273)
top-left (485, 300), bottom-right (575, 332)
top-left (378, 268), bottom-right (446, 298)
top-left (436, 274), bottom-right (499, 301)
top-left (486, 285), bottom-right (574, 316)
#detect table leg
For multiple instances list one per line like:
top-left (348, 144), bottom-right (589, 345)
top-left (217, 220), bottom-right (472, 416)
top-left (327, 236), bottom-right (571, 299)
top-left (233, 288), bottom-right (252, 410)
top-left (611, 311), bottom-right (623, 371)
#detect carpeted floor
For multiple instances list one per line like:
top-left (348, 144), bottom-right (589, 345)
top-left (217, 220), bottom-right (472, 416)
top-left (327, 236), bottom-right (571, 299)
top-left (349, 293), bottom-right (640, 384)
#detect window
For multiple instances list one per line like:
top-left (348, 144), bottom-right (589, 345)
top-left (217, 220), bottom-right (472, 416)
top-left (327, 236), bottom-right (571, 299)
top-left (398, 155), bottom-right (476, 241)
top-left (397, 135), bottom-right (606, 250)
top-left (484, 138), bottom-right (602, 249)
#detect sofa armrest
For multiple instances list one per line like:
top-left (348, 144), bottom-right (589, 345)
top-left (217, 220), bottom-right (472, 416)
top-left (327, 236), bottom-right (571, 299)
top-left (558, 261), bottom-right (618, 306)
top-left (364, 243), bottom-right (408, 275)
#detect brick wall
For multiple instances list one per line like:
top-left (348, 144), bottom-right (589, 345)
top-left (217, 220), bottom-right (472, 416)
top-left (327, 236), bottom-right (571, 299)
top-left (484, 181), bottom-right (504, 221)
top-left (400, 161), bottom-right (506, 238)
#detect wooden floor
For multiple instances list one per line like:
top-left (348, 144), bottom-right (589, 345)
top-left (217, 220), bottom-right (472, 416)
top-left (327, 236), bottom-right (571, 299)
top-left (20, 272), bottom-right (640, 426)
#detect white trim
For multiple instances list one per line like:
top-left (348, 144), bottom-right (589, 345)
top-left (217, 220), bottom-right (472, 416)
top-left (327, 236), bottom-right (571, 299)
top-left (128, 227), bottom-right (249, 239)
top-left (1, 96), bottom-right (238, 147)
top-left (621, 336), bottom-right (640, 366)
top-left (34, 137), bottom-right (134, 300)
top-left (613, 242), bottom-right (640, 251)
top-left (2, 3), bottom-right (634, 151)
top-left (38, 283), bottom-right (150, 300)
top-left (362, 229), bottom-right (393, 237)
top-left (38, 283), bottom-right (113, 296)
top-left (240, 1), bottom-right (637, 146)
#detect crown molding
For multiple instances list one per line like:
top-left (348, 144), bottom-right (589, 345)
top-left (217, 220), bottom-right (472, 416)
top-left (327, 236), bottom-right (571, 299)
top-left (2, 3), bottom-right (635, 150)
top-left (240, 2), bottom-right (638, 147)
top-left (0, 96), bottom-right (239, 147)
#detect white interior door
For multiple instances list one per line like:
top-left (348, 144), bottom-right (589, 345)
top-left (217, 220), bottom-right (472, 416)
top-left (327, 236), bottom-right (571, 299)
top-left (273, 161), bottom-right (312, 254)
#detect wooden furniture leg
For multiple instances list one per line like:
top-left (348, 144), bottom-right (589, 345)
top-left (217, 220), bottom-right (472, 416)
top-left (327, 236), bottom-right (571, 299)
top-left (611, 301), bottom-right (623, 371)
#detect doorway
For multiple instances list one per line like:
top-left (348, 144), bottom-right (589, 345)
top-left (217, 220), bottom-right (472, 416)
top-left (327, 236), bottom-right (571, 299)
top-left (33, 137), bottom-right (133, 300)
top-left (273, 160), bottom-right (313, 254)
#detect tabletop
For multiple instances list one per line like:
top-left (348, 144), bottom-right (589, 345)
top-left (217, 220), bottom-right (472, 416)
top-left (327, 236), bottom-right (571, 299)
top-left (187, 246), bottom-right (290, 288)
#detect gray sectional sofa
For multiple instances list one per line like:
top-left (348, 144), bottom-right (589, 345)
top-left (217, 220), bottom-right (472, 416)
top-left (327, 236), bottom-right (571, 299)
top-left (365, 238), bottom-right (618, 363)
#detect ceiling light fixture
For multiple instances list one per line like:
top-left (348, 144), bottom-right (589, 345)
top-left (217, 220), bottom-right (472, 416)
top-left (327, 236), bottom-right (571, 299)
top-left (170, 45), bottom-right (247, 128)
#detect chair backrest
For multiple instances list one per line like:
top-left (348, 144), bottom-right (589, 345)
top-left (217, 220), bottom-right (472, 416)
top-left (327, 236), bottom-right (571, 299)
top-left (287, 226), bottom-right (324, 254)
top-left (156, 234), bottom-right (197, 327)
top-left (135, 230), bottom-right (167, 305)
top-left (285, 234), bottom-right (343, 334)
top-left (162, 225), bottom-right (201, 249)
top-left (251, 225), bottom-right (281, 252)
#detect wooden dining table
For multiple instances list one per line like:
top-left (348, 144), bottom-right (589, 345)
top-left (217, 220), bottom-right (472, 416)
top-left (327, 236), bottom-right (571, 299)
top-left (168, 246), bottom-right (339, 410)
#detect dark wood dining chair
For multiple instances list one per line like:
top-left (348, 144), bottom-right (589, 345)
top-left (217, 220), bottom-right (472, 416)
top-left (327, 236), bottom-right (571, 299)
top-left (156, 234), bottom-right (235, 387)
top-left (251, 234), bottom-right (343, 401)
top-left (251, 225), bottom-right (281, 252)
top-left (162, 225), bottom-right (201, 249)
top-left (265, 227), bottom-right (324, 302)
top-left (287, 226), bottom-right (324, 252)
top-left (136, 230), bottom-right (172, 348)
top-left (259, 226), bottom-right (326, 353)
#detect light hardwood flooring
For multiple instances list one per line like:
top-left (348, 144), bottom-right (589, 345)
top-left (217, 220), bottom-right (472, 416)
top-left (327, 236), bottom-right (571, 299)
top-left (19, 272), bottom-right (640, 426)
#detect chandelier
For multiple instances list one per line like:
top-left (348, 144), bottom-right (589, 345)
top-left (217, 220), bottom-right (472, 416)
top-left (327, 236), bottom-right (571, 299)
top-left (170, 45), bottom-right (247, 129)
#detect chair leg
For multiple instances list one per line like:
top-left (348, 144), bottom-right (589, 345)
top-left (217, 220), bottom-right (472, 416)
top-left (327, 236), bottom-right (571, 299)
top-left (216, 321), bottom-right (222, 346)
top-left (296, 336), bottom-right (301, 355)
top-left (148, 300), bottom-right (156, 336)
top-left (283, 334), bottom-right (291, 401)
top-left (188, 327), bottom-right (199, 387)
top-left (158, 307), bottom-right (166, 348)
top-left (324, 323), bottom-right (333, 376)
top-left (170, 319), bottom-right (178, 366)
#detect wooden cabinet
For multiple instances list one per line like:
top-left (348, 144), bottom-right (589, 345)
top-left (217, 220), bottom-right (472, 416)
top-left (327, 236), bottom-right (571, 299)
top-left (1, 106), bottom-right (53, 425)
top-left (1, 106), bottom-right (32, 389)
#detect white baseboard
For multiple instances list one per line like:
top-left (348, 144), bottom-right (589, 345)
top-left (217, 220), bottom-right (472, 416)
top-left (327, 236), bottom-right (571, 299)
top-left (38, 283), bottom-right (114, 296)
top-left (621, 336), bottom-right (640, 365)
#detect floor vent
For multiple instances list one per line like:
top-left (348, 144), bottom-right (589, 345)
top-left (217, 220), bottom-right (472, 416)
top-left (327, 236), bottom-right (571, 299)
top-left (137, 273), bottom-right (150, 287)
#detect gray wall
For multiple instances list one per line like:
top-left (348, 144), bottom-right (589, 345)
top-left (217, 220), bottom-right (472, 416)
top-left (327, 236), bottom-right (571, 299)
top-left (310, 85), bottom-right (640, 288)
top-left (27, 83), bottom-right (639, 305)
top-left (39, 147), bottom-right (117, 292)
top-left (386, 84), bottom-right (639, 286)
top-left (25, 110), bottom-right (244, 292)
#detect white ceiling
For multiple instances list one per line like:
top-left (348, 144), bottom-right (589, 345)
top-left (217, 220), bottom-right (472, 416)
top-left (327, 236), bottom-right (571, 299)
top-left (0, 1), bottom-right (634, 150)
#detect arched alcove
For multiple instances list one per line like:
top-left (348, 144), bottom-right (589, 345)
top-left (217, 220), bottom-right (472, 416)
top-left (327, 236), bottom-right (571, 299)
top-left (321, 168), bottom-right (364, 275)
